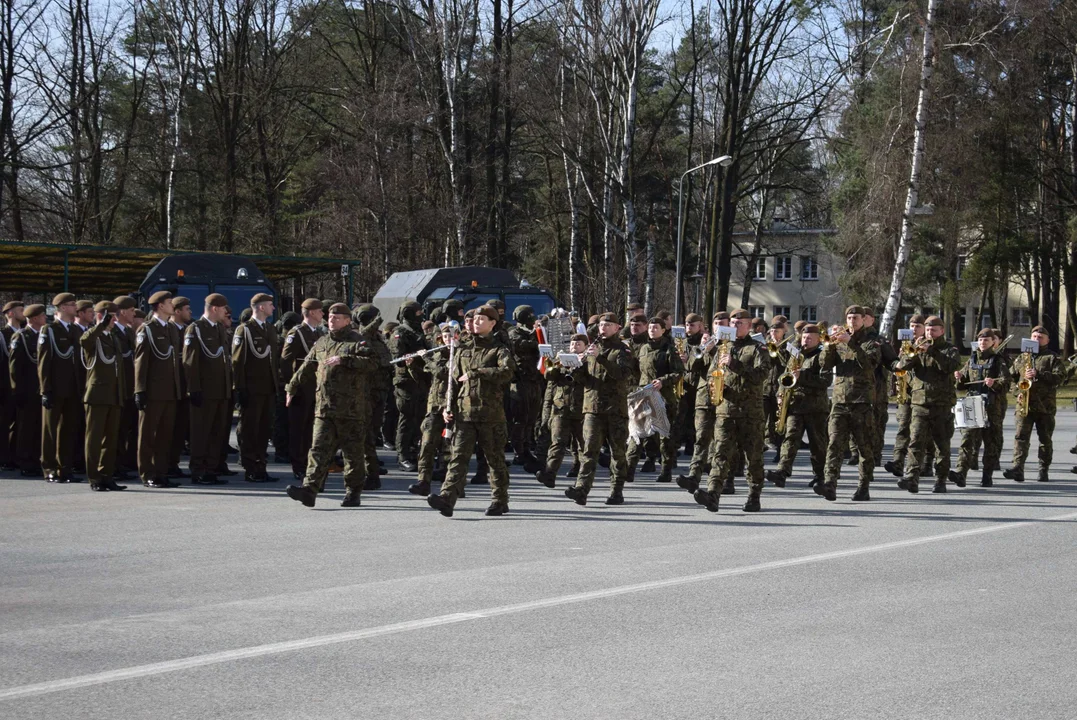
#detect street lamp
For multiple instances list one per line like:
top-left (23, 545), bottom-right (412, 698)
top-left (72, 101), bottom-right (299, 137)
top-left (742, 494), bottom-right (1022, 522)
top-left (674, 155), bottom-right (733, 322)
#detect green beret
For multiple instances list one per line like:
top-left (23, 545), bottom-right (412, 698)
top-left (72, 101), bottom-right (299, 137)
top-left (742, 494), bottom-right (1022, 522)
top-left (205, 293), bottom-right (228, 308)
top-left (251, 293), bottom-right (273, 305)
top-left (52, 293), bottom-right (76, 306)
top-left (113, 296), bottom-right (137, 310)
top-left (148, 291), bottom-right (173, 306)
top-left (94, 301), bottom-right (118, 313)
top-left (24, 304), bottom-right (46, 319)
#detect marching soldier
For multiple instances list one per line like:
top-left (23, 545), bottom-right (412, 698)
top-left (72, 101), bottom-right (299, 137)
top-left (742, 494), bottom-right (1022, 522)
top-left (426, 305), bottom-right (515, 517)
top-left (168, 297), bottom-right (192, 478)
top-left (765, 323), bottom-right (831, 488)
top-left (280, 298), bottom-right (324, 481)
top-left (535, 333), bottom-right (587, 489)
top-left (80, 302), bottom-right (127, 492)
top-left (625, 318), bottom-right (685, 483)
top-left (508, 304), bottom-right (544, 473)
top-left (284, 304), bottom-right (379, 508)
top-left (885, 314), bottom-right (933, 477)
top-left (1004, 325), bottom-right (1064, 483)
top-left (356, 304), bottom-right (392, 489)
top-left (182, 294), bottom-right (232, 485)
top-left (624, 313), bottom-right (658, 473)
top-left (135, 291), bottom-right (183, 488)
top-left (859, 307), bottom-right (896, 468)
top-left (111, 297), bottom-right (139, 480)
top-left (39, 293), bottom-right (82, 483)
top-left (409, 322), bottom-right (457, 496)
top-left (565, 312), bottom-right (633, 506)
top-left (686, 309), bottom-right (770, 514)
top-left (232, 293), bottom-right (279, 482)
top-left (676, 313), bottom-right (705, 459)
top-left (762, 315), bottom-right (790, 457)
top-left (951, 328), bottom-right (1010, 488)
top-left (817, 306), bottom-right (881, 501)
top-left (677, 311), bottom-right (728, 493)
top-left (10, 305), bottom-right (45, 476)
top-left (893, 315), bottom-right (959, 494)
top-left (389, 301), bottom-right (430, 471)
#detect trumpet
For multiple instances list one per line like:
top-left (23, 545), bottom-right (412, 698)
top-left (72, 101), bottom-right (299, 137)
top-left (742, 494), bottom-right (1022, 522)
top-left (824, 324), bottom-right (852, 346)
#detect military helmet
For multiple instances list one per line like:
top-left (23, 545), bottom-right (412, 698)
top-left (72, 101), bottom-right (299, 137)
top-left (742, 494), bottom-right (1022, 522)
top-left (355, 303), bottom-right (380, 326)
top-left (513, 304), bottom-right (535, 324)
top-left (399, 301), bottom-right (423, 323)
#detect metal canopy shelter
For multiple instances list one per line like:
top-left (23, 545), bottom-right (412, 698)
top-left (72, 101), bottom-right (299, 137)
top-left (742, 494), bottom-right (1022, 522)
top-left (0, 240), bottom-right (357, 303)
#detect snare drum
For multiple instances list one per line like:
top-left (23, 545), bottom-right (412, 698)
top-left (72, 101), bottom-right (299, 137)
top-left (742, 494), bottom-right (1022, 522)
top-left (954, 395), bottom-right (987, 429)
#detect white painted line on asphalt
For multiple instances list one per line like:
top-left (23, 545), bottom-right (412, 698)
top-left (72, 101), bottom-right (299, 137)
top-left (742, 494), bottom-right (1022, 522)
top-left (2, 510), bottom-right (1075, 702)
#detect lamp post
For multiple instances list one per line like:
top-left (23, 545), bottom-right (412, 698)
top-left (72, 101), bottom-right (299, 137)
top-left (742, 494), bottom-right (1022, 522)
top-left (674, 155), bottom-right (733, 323)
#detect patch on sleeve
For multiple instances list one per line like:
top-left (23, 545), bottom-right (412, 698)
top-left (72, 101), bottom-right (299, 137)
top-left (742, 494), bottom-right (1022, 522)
top-left (38, 333), bottom-right (46, 345)
top-left (233, 334), bottom-right (242, 346)
top-left (136, 333), bottom-right (144, 345)
top-left (286, 335), bottom-right (294, 344)
top-left (184, 336), bottom-right (192, 346)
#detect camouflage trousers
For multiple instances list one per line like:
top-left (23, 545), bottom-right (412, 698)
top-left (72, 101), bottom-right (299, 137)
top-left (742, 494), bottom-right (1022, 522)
top-left (762, 394), bottom-right (782, 448)
top-left (394, 384), bottom-right (427, 461)
top-left (903, 404), bottom-right (954, 486)
top-left (824, 403), bottom-right (875, 488)
top-left (417, 408), bottom-right (449, 483)
top-left (1012, 411), bottom-right (1055, 471)
top-left (874, 396), bottom-right (888, 464)
top-left (778, 412), bottom-right (829, 478)
top-left (510, 380), bottom-right (542, 456)
top-left (544, 413), bottom-right (583, 475)
top-left (364, 389), bottom-right (387, 480)
top-left (892, 402), bottom-right (912, 466)
top-left (439, 420), bottom-right (510, 505)
top-left (688, 407), bottom-right (715, 479)
top-left (955, 407), bottom-right (1005, 477)
top-left (303, 416), bottom-right (367, 494)
top-left (575, 412), bottom-right (629, 495)
top-left (707, 413), bottom-right (764, 495)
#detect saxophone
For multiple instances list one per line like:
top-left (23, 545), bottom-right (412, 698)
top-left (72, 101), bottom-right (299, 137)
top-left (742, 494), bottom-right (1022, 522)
top-left (1015, 350), bottom-right (1033, 417)
top-left (894, 339), bottom-right (914, 404)
top-left (708, 339), bottom-right (732, 406)
top-left (775, 353), bottom-right (802, 434)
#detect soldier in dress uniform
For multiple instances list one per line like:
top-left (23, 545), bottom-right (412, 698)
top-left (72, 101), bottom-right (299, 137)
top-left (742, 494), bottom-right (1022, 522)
top-left (111, 297), bottom-right (139, 480)
top-left (232, 292), bottom-right (279, 482)
top-left (70, 299), bottom-right (94, 475)
top-left (135, 291), bottom-right (183, 488)
top-left (183, 293), bottom-right (232, 486)
top-left (39, 293), bottom-right (82, 483)
top-left (80, 302), bottom-right (127, 492)
top-left (10, 305), bottom-right (45, 476)
top-left (168, 297), bottom-right (192, 478)
top-left (216, 306), bottom-right (239, 478)
top-left (280, 298), bottom-right (323, 481)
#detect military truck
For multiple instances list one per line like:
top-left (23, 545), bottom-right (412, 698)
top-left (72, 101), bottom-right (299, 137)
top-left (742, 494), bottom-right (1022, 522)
top-left (372, 266), bottom-right (558, 323)
top-left (139, 254), bottom-right (279, 319)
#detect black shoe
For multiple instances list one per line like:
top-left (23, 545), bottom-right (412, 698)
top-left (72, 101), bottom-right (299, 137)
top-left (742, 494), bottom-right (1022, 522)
top-left (721, 478), bottom-right (735, 495)
top-left (981, 471), bottom-right (993, 487)
top-left (564, 486), bottom-right (587, 506)
top-left (427, 494), bottom-right (454, 517)
top-left (765, 469), bottom-right (786, 488)
top-left (522, 456), bottom-right (543, 475)
top-left (641, 458), bottom-right (657, 473)
top-left (244, 472), bottom-right (260, 483)
top-left (535, 470), bottom-right (556, 488)
top-left (742, 493), bottom-right (761, 512)
top-left (90, 483), bottom-right (109, 492)
top-left (511, 454), bottom-right (525, 467)
top-left (382, 442), bottom-right (396, 452)
top-left (566, 464), bottom-right (579, 478)
top-left (948, 470), bottom-right (966, 488)
top-left (364, 475), bottom-right (382, 491)
top-left (21, 468), bottom-right (43, 477)
top-left (398, 458), bottom-right (417, 472)
top-left (104, 479), bottom-right (128, 491)
top-left (932, 481), bottom-right (946, 494)
top-left (693, 488), bottom-right (720, 513)
top-left (676, 475), bottom-right (700, 493)
top-left (907, 482), bottom-right (919, 494)
top-left (216, 466), bottom-right (239, 477)
top-left (206, 474), bottom-right (227, 485)
top-left (286, 484), bottom-right (317, 507)
top-left (166, 465), bottom-right (189, 478)
top-left (1003, 467), bottom-right (1024, 482)
top-left (470, 471), bottom-right (489, 485)
top-left (851, 486), bottom-right (870, 502)
top-left (897, 477), bottom-right (909, 490)
top-left (598, 452), bottom-right (610, 469)
top-left (378, 466), bottom-right (388, 476)
top-left (1038, 468), bottom-right (1049, 483)
top-left (808, 475), bottom-right (821, 489)
top-left (45, 472), bottom-right (60, 483)
top-left (970, 457), bottom-right (979, 471)
top-left (144, 478), bottom-right (170, 488)
top-left (62, 474), bottom-right (83, 483)
top-left (814, 482), bottom-right (836, 501)
top-left (485, 502), bottom-right (509, 516)
top-left (191, 475), bottom-right (216, 485)
top-left (409, 480), bottom-right (431, 496)
top-left (884, 460), bottom-right (902, 478)
top-left (341, 490), bottom-right (361, 507)
top-left (656, 470), bottom-right (672, 483)
top-left (605, 490), bottom-right (624, 505)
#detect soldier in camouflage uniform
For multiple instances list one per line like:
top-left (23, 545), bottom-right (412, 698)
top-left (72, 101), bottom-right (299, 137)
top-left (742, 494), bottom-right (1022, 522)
top-left (676, 313), bottom-right (706, 459)
top-left (677, 312), bottom-right (729, 493)
top-left (1004, 325), bottom-right (1065, 483)
top-left (426, 306), bottom-right (516, 518)
top-left (389, 302), bottom-right (430, 471)
top-left (535, 334), bottom-right (587, 488)
top-left (409, 323), bottom-right (458, 496)
top-left (625, 318), bottom-right (685, 483)
top-left (893, 315), bottom-right (959, 494)
top-left (817, 306), bottom-right (881, 501)
top-left (951, 328), bottom-right (1010, 488)
top-left (508, 305), bottom-right (544, 473)
top-left (355, 304), bottom-right (392, 489)
top-left (762, 315), bottom-right (790, 456)
top-left (683, 309), bottom-right (769, 513)
top-left (765, 323), bottom-right (831, 488)
top-left (284, 304), bottom-right (378, 509)
top-left (564, 312), bottom-right (633, 505)
top-left (885, 315), bottom-right (933, 477)
top-left (623, 313), bottom-right (658, 473)
top-left (859, 307), bottom-right (896, 468)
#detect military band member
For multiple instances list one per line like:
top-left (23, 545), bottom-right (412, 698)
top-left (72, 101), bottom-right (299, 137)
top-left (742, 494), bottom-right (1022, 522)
top-left (39, 293), bottom-right (82, 482)
top-left (677, 311), bottom-right (729, 492)
top-left (508, 304), bottom-right (544, 473)
top-left (135, 291), bottom-right (183, 488)
top-left (762, 315), bottom-right (790, 456)
top-left (951, 329), bottom-right (1010, 488)
top-left (80, 302), bottom-right (127, 491)
top-left (111, 297), bottom-right (138, 479)
top-left (285, 304), bottom-right (379, 509)
top-left (677, 313), bottom-right (706, 457)
top-left (280, 298), bottom-right (324, 480)
top-left (427, 305), bottom-right (516, 517)
top-left (10, 305), bottom-right (45, 476)
top-left (167, 297), bottom-right (192, 478)
top-left (410, 322), bottom-right (457, 496)
top-left (817, 306), bottom-right (881, 501)
top-left (766, 323), bottom-right (831, 488)
top-left (535, 333), bottom-right (587, 489)
top-left (894, 315), bottom-right (959, 494)
top-left (1004, 326), bottom-right (1064, 483)
top-left (356, 304), bottom-right (391, 489)
top-left (389, 301), bottom-right (430, 471)
top-left (183, 294), bottom-right (232, 485)
top-left (624, 313), bottom-right (657, 473)
top-left (860, 307), bottom-right (896, 468)
top-left (626, 318), bottom-right (685, 483)
top-left (232, 292), bottom-right (279, 482)
top-left (885, 315), bottom-right (933, 478)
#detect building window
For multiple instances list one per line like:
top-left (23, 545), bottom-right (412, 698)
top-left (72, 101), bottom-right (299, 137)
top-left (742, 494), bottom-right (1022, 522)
top-left (752, 257), bottom-right (766, 281)
top-left (980, 314), bottom-right (991, 329)
top-left (775, 256), bottom-right (793, 280)
top-left (800, 306), bottom-right (818, 322)
top-left (956, 255), bottom-right (967, 280)
top-left (773, 305), bottom-right (791, 319)
top-left (801, 256), bottom-right (818, 280)
top-left (1012, 307), bottom-right (1031, 327)
top-left (749, 305), bottom-right (766, 319)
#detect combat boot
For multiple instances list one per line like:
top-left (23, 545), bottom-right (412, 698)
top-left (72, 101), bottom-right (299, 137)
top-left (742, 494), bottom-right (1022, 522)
top-left (970, 456), bottom-right (979, 471)
top-left (907, 481), bottom-right (919, 494)
top-left (397, 457), bottom-right (416, 472)
top-left (981, 470), bottom-right (993, 487)
top-left (897, 478), bottom-right (909, 490)
top-left (340, 489), bottom-right (361, 507)
top-left (605, 489), bottom-right (625, 505)
top-left (765, 469), bottom-right (786, 488)
top-left (808, 475), bottom-right (822, 489)
top-left (846, 451), bottom-right (859, 467)
top-left (1038, 467), bottom-right (1050, 483)
top-left (484, 502), bottom-right (509, 516)
top-left (884, 460), bottom-right (902, 478)
top-left (814, 482), bottom-right (836, 501)
top-left (286, 484), bottom-right (317, 508)
top-left (1003, 467), bottom-right (1024, 482)
top-left (722, 478), bottom-right (735, 495)
top-left (598, 451), bottom-right (610, 468)
top-left (742, 492), bottom-right (761, 512)
top-left (408, 480), bottom-right (431, 496)
top-left (656, 469), bottom-right (672, 483)
top-left (932, 480), bottom-right (947, 494)
top-left (626, 466), bottom-right (635, 483)
top-left (693, 488), bottom-right (720, 513)
top-left (851, 485), bottom-right (870, 502)
top-left (470, 468), bottom-right (489, 485)
top-left (566, 463), bottom-right (579, 478)
top-left (948, 470), bottom-right (967, 488)
top-left (641, 457), bottom-right (657, 473)
top-left (364, 475), bottom-right (382, 491)
top-left (427, 494), bottom-right (454, 517)
top-left (564, 485), bottom-right (587, 506)
top-left (535, 470), bottom-right (556, 488)
top-left (676, 474), bottom-right (700, 493)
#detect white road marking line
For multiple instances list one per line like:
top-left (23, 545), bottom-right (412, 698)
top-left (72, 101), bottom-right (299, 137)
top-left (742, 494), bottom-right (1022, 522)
top-left (2, 510), bottom-right (1074, 702)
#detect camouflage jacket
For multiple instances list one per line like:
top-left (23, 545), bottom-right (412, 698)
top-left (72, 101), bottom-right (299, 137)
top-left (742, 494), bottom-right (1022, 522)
top-left (763, 342), bottom-right (791, 397)
top-left (1011, 349), bottom-right (1066, 415)
top-left (287, 328), bottom-right (377, 419)
top-left (508, 324), bottom-right (542, 384)
top-left (579, 335), bottom-right (634, 416)
top-left (389, 320), bottom-right (430, 389)
top-left (424, 345), bottom-right (450, 414)
top-left (360, 319), bottom-right (393, 392)
top-left (957, 349), bottom-right (1010, 410)
top-left (545, 364), bottom-right (584, 419)
top-left (447, 332), bottom-right (514, 423)
top-left (692, 344), bottom-right (721, 410)
top-left (684, 332), bottom-right (704, 387)
top-left (895, 336), bottom-right (959, 407)
top-left (820, 328), bottom-right (881, 405)
top-left (636, 334), bottom-right (685, 405)
top-left (710, 335), bottom-right (770, 418)
top-left (626, 331), bottom-right (648, 387)
top-left (785, 345), bottom-right (831, 415)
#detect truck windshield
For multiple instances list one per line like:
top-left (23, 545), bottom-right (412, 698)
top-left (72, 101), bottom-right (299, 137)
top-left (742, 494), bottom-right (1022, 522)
top-left (217, 284), bottom-right (276, 322)
top-left (504, 293), bottom-right (555, 320)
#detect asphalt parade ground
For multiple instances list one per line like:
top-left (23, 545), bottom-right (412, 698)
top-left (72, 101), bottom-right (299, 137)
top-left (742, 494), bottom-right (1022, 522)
top-left (1, 408), bottom-right (1075, 719)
